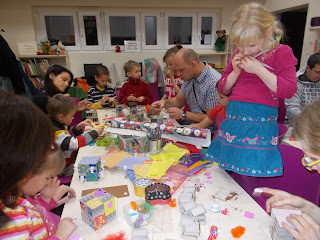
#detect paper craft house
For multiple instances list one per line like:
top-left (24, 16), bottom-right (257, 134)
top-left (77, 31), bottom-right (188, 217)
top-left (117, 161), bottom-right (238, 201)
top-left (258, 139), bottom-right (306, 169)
top-left (78, 156), bottom-right (103, 183)
top-left (86, 109), bottom-right (98, 122)
top-left (80, 189), bottom-right (117, 230)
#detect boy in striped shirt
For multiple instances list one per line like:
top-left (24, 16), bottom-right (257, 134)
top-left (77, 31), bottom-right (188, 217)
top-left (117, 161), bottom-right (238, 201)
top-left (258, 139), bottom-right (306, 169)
top-left (87, 65), bottom-right (117, 109)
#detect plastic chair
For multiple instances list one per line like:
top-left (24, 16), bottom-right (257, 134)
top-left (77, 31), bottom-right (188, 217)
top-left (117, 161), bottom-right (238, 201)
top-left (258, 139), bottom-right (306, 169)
top-left (115, 90), bottom-right (120, 101)
top-left (70, 97), bottom-right (83, 129)
top-left (277, 98), bottom-right (286, 124)
top-left (148, 82), bottom-right (160, 103)
top-left (278, 123), bottom-right (288, 141)
top-left (255, 144), bottom-right (320, 211)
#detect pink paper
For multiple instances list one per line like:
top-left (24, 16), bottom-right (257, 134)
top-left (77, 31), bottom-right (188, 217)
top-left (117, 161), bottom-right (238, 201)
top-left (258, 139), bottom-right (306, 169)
top-left (221, 208), bottom-right (229, 215)
top-left (244, 211), bottom-right (254, 219)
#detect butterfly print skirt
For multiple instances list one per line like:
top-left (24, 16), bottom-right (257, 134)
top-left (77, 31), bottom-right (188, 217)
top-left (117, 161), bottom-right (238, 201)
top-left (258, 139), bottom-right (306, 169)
top-left (206, 101), bottom-right (283, 177)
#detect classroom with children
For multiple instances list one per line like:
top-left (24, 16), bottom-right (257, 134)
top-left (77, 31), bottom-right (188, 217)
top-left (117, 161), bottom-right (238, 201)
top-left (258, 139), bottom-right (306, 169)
top-left (1, 0), bottom-right (320, 239)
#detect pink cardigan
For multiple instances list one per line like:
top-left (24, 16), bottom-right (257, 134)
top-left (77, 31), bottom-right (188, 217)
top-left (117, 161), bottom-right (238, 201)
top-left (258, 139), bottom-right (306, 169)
top-left (219, 44), bottom-right (298, 107)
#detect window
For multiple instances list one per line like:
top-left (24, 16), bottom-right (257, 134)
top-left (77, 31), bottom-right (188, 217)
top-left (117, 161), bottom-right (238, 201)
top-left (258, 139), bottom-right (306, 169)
top-left (39, 10), bottom-right (80, 51)
top-left (164, 12), bottom-right (197, 49)
top-left (197, 12), bottom-right (218, 49)
top-left (141, 12), bottom-right (162, 50)
top-left (78, 11), bottom-right (103, 50)
top-left (104, 11), bottom-right (140, 51)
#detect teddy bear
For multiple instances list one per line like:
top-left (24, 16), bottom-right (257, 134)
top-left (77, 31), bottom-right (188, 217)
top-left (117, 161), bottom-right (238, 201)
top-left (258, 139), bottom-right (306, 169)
top-left (215, 30), bottom-right (226, 52)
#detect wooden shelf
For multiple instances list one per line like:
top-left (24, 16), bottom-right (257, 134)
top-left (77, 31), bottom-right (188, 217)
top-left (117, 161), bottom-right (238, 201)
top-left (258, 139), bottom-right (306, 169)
top-left (310, 26), bottom-right (320, 31)
top-left (197, 51), bottom-right (228, 56)
top-left (18, 54), bottom-right (68, 59)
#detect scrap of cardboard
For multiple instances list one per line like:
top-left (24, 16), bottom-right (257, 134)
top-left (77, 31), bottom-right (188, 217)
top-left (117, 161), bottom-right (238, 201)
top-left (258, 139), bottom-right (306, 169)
top-left (81, 185), bottom-right (129, 198)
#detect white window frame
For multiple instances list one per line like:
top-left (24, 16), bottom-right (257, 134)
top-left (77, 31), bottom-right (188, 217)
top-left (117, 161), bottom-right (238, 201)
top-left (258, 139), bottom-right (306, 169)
top-left (104, 11), bottom-right (141, 51)
top-left (78, 11), bottom-right (103, 51)
top-left (39, 10), bottom-right (80, 51)
top-left (164, 12), bottom-right (197, 49)
top-left (140, 12), bottom-right (162, 50)
top-left (196, 12), bottom-right (219, 50)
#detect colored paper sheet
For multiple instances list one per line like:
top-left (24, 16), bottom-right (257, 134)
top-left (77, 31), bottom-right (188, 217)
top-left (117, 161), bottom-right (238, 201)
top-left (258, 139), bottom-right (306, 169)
top-left (116, 156), bottom-right (150, 170)
top-left (102, 151), bottom-right (131, 168)
top-left (147, 160), bottom-right (171, 179)
top-left (134, 164), bottom-right (152, 178)
top-left (81, 185), bottom-right (129, 198)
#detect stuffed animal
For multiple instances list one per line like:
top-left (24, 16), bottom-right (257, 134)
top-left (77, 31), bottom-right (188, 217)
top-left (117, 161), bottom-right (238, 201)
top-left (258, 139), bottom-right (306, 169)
top-left (40, 40), bottom-right (55, 55)
top-left (215, 30), bottom-right (226, 52)
top-left (57, 41), bottom-right (67, 55)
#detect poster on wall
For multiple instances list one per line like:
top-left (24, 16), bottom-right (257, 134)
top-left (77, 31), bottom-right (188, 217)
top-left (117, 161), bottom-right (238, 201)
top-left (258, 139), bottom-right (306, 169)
top-left (17, 42), bottom-right (38, 55)
top-left (124, 40), bottom-right (141, 53)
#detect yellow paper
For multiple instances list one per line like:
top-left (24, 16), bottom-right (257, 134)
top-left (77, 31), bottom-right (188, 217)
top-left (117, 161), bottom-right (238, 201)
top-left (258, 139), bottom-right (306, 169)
top-left (149, 143), bottom-right (189, 164)
top-left (133, 164), bottom-right (152, 178)
top-left (147, 160), bottom-right (171, 179)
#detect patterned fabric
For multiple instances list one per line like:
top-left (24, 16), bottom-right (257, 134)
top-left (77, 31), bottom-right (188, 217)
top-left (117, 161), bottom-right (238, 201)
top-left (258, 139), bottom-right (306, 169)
top-left (180, 63), bottom-right (221, 113)
top-left (285, 71), bottom-right (320, 123)
top-left (206, 101), bottom-right (283, 177)
top-left (87, 84), bottom-right (116, 108)
top-left (0, 197), bottom-right (56, 240)
top-left (164, 75), bottom-right (190, 116)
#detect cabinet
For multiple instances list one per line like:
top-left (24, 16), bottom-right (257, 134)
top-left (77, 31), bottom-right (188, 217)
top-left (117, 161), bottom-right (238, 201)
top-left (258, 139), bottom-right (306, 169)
top-left (197, 35), bottom-right (230, 73)
top-left (18, 55), bottom-right (69, 89)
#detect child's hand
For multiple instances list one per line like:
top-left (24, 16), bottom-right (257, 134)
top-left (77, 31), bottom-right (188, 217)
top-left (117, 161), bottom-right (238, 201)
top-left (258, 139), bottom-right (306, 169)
top-left (108, 96), bottom-right (116, 104)
top-left (77, 119), bottom-right (92, 130)
top-left (53, 185), bottom-right (76, 207)
top-left (136, 96), bottom-right (145, 102)
top-left (94, 125), bottom-right (104, 136)
top-left (40, 176), bottom-right (60, 204)
top-left (54, 217), bottom-right (77, 240)
top-left (167, 68), bottom-right (175, 78)
top-left (232, 52), bottom-right (244, 75)
top-left (240, 56), bottom-right (264, 74)
top-left (127, 94), bottom-right (136, 101)
top-left (100, 96), bottom-right (109, 104)
top-left (78, 100), bottom-right (90, 111)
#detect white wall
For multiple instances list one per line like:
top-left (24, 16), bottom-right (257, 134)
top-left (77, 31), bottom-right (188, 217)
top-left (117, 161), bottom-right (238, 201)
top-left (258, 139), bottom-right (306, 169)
top-left (264, 0), bottom-right (320, 67)
top-left (0, 0), bottom-right (253, 82)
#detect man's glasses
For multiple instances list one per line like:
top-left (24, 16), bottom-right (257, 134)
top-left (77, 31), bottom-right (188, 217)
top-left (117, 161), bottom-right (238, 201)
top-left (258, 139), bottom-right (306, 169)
top-left (301, 154), bottom-right (320, 171)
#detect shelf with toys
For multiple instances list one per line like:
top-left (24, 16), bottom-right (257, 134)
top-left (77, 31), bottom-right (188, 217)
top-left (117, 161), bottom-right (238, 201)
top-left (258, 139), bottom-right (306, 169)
top-left (197, 34), bottom-right (230, 73)
top-left (19, 54), bottom-right (69, 89)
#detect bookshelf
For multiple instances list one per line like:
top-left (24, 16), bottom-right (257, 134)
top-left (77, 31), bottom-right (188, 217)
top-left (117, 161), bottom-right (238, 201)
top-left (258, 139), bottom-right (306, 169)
top-left (18, 55), bottom-right (69, 89)
top-left (197, 35), bottom-right (230, 73)
top-left (309, 26), bottom-right (320, 54)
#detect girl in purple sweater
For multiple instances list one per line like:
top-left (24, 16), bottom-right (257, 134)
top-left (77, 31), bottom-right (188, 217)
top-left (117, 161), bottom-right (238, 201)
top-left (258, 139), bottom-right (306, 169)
top-left (206, 3), bottom-right (297, 193)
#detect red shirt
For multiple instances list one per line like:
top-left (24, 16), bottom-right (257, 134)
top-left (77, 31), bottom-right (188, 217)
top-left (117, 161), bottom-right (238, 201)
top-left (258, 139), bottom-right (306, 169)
top-left (208, 105), bottom-right (226, 138)
top-left (165, 75), bottom-right (190, 112)
top-left (119, 78), bottom-right (153, 105)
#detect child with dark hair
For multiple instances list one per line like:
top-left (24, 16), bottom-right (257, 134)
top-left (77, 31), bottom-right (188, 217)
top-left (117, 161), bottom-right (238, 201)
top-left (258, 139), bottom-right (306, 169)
top-left (87, 65), bottom-right (116, 109)
top-left (0, 90), bottom-right (76, 239)
top-left (119, 60), bottom-right (153, 105)
top-left (47, 94), bottom-right (104, 175)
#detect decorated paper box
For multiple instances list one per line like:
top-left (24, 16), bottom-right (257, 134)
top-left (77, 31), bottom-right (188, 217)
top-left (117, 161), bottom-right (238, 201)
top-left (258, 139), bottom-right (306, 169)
top-left (80, 189), bottom-right (117, 230)
top-left (77, 156), bottom-right (104, 183)
top-left (117, 134), bottom-right (148, 153)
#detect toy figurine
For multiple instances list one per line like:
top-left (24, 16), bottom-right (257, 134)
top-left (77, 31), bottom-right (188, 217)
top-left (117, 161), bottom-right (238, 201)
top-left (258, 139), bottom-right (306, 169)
top-left (215, 30), bottom-right (226, 52)
top-left (115, 45), bottom-right (121, 53)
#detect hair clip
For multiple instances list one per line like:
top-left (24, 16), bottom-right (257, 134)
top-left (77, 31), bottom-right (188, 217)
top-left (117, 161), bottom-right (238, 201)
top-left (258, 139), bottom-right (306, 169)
top-left (276, 36), bottom-right (281, 41)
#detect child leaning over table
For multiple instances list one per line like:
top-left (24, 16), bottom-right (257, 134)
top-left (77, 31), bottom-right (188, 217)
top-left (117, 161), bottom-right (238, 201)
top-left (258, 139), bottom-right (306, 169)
top-left (119, 60), bottom-right (153, 105)
top-left (87, 65), bottom-right (117, 109)
top-left (191, 83), bottom-right (229, 139)
top-left (47, 94), bottom-right (104, 176)
top-left (0, 90), bottom-right (76, 240)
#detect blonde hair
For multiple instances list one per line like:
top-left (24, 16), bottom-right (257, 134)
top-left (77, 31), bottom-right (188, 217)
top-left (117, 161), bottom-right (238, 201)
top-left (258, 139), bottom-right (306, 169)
top-left (230, 2), bottom-right (283, 51)
top-left (32, 143), bottom-right (66, 176)
top-left (124, 60), bottom-right (140, 73)
top-left (293, 100), bottom-right (320, 155)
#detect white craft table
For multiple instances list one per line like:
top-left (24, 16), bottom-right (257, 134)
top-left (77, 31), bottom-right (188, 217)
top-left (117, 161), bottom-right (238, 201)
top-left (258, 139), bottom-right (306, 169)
top-left (62, 108), bottom-right (272, 240)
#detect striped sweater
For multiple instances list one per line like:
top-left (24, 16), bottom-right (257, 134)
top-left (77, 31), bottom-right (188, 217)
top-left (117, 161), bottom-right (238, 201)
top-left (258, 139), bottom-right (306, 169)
top-left (87, 84), bottom-right (116, 108)
top-left (50, 117), bottom-right (98, 165)
top-left (0, 197), bottom-right (59, 240)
